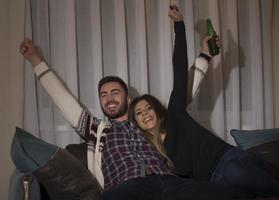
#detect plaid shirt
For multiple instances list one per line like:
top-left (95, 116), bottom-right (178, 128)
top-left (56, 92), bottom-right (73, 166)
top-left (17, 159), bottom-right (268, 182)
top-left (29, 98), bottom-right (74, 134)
top-left (74, 109), bottom-right (173, 190)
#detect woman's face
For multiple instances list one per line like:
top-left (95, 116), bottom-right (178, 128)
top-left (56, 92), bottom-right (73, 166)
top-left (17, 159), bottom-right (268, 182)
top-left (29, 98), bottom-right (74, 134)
top-left (134, 99), bottom-right (158, 133)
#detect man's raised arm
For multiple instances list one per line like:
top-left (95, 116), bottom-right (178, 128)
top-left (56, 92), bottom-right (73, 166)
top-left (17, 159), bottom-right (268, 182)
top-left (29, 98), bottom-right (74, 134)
top-left (20, 39), bottom-right (83, 128)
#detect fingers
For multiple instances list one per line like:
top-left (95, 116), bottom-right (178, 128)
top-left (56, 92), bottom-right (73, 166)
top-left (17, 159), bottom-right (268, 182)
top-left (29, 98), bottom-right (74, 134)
top-left (169, 4), bottom-right (180, 15)
top-left (169, 4), bottom-right (179, 12)
top-left (204, 35), bottom-right (221, 47)
top-left (21, 38), bottom-right (33, 48)
top-left (19, 46), bottom-right (27, 55)
top-left (19, 38), bottom-right (34, 55)
top-left (19, 44), bottom-right (28, 56)
top-left (201, 35), bottom-right (221, 57)
top-left (19, 38), bottom-right (42, 66)
top-left (168, 4), bottom-right (183, 21)
top-left (215, 36), bottom-right (221, 48)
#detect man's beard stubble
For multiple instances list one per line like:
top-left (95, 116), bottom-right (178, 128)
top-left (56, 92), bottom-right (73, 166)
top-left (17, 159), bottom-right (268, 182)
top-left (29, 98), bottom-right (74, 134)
top-left (101, 98), bottom-right (128, 120)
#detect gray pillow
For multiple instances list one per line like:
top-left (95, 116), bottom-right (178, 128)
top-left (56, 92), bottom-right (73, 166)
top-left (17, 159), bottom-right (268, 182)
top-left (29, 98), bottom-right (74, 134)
top-left (11, 127), bottom-right (57, 172)
top-left (230, 128), bottom-right (279, 150)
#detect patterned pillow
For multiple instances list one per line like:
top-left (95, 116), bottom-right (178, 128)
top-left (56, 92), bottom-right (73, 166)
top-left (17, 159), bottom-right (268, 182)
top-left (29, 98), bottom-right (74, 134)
top-left (10, 127), bottom-right (101, 200)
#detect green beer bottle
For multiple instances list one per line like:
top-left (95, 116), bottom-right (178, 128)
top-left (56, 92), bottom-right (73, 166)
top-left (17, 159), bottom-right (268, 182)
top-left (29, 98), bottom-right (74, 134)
top-left (206, 19), bottom-right (220, 56)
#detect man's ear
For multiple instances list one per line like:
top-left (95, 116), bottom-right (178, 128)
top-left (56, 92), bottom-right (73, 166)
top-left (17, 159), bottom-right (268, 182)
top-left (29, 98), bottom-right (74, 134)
top-left (127, 96), bottom-right (132, 106)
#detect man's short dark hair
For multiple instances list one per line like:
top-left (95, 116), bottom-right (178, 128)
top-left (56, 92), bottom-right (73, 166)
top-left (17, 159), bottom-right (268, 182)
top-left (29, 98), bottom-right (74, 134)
top-left (98, 76), bottom-right (128, 95)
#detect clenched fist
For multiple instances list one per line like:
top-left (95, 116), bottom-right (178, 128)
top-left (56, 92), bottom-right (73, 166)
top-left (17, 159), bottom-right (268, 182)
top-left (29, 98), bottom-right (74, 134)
top-left (20, 38), bottom-right (42, 67)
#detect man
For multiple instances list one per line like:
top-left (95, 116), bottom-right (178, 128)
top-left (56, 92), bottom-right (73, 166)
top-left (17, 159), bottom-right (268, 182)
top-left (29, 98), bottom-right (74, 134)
top-left (19, 5), bottom-right (249, 200)
top-left (20, 37), bottom-right (174, 188)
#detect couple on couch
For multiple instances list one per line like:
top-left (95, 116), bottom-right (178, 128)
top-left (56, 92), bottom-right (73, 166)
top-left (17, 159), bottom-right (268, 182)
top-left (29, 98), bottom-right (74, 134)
top-left (19, 4), bottom-right (279, 200)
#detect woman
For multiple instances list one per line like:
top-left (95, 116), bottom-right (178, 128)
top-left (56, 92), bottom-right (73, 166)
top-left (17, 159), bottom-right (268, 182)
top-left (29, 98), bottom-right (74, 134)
top-left (129, 5), bottom-right (279, 198)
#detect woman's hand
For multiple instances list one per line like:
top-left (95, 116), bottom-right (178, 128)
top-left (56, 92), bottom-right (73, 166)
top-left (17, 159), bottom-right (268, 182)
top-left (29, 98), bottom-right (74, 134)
top-left (168, 4), bottom-right (183, 22)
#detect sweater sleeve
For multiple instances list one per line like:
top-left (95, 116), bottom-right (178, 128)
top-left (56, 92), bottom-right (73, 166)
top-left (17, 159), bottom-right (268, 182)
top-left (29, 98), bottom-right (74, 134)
top-left (187, 56), bottom-right (209, 106)
top-left (33, 62), bottom-right (84, 128)
top-left (168, 21), bottom-right (188, 111)
top-left (192, 56), bottom-right (209, 97)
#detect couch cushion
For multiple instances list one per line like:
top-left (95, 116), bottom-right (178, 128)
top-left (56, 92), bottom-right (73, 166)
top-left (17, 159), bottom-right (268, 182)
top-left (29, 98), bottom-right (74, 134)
top-left (66, 142), bottom-right (87, 167)
top-left (230, 128), bottom-right (279, 150)
top-left (33, 148), bottom-right (101, 200)
top-left (10, 127), bottom-right (101, 200)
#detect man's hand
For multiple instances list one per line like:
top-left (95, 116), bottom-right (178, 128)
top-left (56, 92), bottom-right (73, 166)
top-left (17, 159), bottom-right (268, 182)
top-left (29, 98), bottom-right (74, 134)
top-left (19, 38), bottom-right (42, 67)
top-left (168, 4), bottom-right (183, 22)
top-left (202, 35), bottom-right (221, 57)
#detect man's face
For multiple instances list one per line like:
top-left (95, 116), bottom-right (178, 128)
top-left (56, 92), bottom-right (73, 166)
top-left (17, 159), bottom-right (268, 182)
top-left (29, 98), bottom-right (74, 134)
top-left (99, 81), bottom-right (130, 121)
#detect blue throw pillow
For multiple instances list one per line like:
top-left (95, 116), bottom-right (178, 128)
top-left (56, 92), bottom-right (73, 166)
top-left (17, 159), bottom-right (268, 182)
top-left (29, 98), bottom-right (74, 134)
top-left (10, 127), bottom-right (58, 172)
top-left (230, 128), bottom-right (279, 150)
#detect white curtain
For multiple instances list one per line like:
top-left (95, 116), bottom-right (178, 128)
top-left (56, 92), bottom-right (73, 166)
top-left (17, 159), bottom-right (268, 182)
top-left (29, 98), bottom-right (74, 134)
top-left (23, 0), bottom-right (276, 147)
